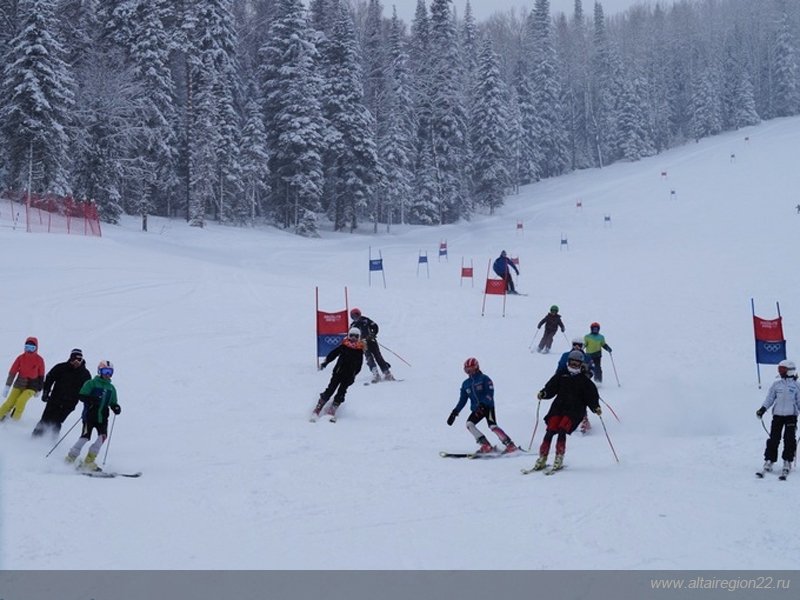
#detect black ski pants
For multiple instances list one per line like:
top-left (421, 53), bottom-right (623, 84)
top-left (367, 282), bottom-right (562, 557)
top-left (764, 415), bottom-right (797, 463)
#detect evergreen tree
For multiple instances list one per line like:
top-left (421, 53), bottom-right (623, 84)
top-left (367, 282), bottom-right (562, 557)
top-left (408, 0), bottom-right (436, 224)
top-left (0, 0), bottom-right (75, 194)
top-left (428, 0), bottom-right (468, 223)
top-left (128, 0), bottom-right (179, 228)
top-left (528, 0), bottom-right (569, 178)
top-left (689, 62), bottom-right (723, 142)
top-left (381, 7), bottom-right (415, 227)
top-left (471, 37), bottom-right (509, 214)
top-left (514, 55), bottom-right (542, 184)
top-left (259, 0), bottom-right (324, 234)
top-left (239, 91), bottom-right (270, 225)
top-left (319, 0), bottom-right (379, 232)
top-left (772, 4), bottom-right (798, 117)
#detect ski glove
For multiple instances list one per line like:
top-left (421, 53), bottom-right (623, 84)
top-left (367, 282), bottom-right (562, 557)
top-left (447, 411), bottom-right (458, 426)
top-left (111, 404), bottom-right (121, 415)
top-left (41, 392), bottom-right (49, 402)
top-left (606, 346), bottom-right (613, 352)
top-left (593, 407), bottom-right (602, 416)
top-left (1, 385), bottom-right (8, 398)
top-left (319, 362), bottom-right (328, 371)
top-left (537, 390), bottom-right (546, 400)
top-left (756, 407), bottom-right (766, 418)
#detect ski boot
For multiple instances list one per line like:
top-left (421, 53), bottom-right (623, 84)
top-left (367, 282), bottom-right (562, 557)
top-left (502, 440), bottom-right (519, 454)
top-left (326, 401), bottom-right (342, 422)
top-left (80, 452), bottom-right (101, 472)
top-left (310, 396), bottom-right (327, 421)
top-left (383, 370), bottom-right (395, 381)
top-left (763, 460), bottom-right (774, 472)
top-left (552, 454), bottom-right (564, 470)
top-left (781, 460), bottom-right (791, 478)
top-left (476, 437), bottom-right (495, 454)
top-left (65, 452), bottom-right (78, 465)
top-left (532, 454), bottom-right (547, 471)
top-left (370, 368), bottom-right (381, 384)
top-left (580, 416), bottom-right (592, 434)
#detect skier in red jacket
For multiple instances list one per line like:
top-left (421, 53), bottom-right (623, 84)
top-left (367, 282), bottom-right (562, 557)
top-left (0, 336), bottom-right (46, 421)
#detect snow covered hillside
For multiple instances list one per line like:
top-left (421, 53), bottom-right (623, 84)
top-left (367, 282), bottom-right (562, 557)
top-left (2, 116), bottom-right (800, 570)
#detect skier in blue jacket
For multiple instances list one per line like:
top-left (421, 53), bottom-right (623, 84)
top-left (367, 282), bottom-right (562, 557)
top-left (446, 357), bottom-right (518, 454)
top-left (492, 250), bottom-right (519, 294)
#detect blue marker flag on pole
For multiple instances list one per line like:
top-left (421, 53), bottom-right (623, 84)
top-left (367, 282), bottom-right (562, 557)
top-left (369, 258), bottom-right (383, 271)
top-left (755, 340), bottom-right (787, 365)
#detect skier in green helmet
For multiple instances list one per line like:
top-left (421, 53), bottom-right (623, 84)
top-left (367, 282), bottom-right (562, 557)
top-left (535, 305), bottom-right (565, 354)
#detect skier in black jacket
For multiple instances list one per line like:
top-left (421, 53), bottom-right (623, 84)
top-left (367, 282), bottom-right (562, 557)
top-left (349, 307), bottom-right (394, 383)
top-left (32, 348), bottom-right (92, 437)
top-left (312, 328), bottom-right (365, 421)
top-left (530, 351), bottom-right (601, 471)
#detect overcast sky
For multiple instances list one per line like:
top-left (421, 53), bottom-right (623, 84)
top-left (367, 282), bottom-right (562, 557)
top-left (385, 0), bottom-right (655, 24)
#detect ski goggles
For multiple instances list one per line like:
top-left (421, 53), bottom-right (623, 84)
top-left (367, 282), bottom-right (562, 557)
top-left (99, 367), bottom-right (114, 377)
top-left (567, 359), bottom-right (583, 369)
top-left (24, 344), bottom-right (36, 352)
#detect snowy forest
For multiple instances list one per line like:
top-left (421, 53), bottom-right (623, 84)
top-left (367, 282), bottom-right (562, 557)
top-left (0, 0), bottom-right (798, 236)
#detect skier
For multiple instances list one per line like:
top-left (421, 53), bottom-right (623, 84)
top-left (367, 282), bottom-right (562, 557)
top-left (530, 350), bottom-right (601, 471)
top-left (0, 336), bottom-right (46, 422)
top-left (349, 307), bottom-right (394, 383)
top-left (555, 339), bottom-right (595, 433)
top-left (32, 348), bottom-right (92, 437)
top-left (313, 327), bottom-right (365, 421)
top-left (446, 357), bottom-right (518, 454)
top-left (536, 305), bottom-right (565, 353)
top-left (65, 360), bottom-right (121, 472)
top-left (756, 360), bottom-right (800, 478)
top-left (492, 250), bottom-right (520, 294)
top-left (584, 322), bottom-right (612, 384)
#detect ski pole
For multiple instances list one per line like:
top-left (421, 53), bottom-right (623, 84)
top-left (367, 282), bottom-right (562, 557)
top-left (103, 413), bottom-right (117, 465)
top-left (528, 329), bottom-right (541, 352)
top-left (377, 342), bottom-right (412, 367)
top-left (598, 414), bottom-right (620, 463)
top-left (759, 415), bottom-right (769, 435)
top-left (609, 352), bottom-right (621, 387)
top-left (45, 415), bottom-right (82, 458)
top-left (561, 331), bottom-right (570, 345)
top-left (599, 396), bottom-right (621, 423)
top-left (527, 398), bottom-right (542, 451)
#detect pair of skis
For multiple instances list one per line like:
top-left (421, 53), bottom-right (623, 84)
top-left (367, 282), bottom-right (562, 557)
top-left (439, 447), bottom-right (526, 460)
top-left (82, 470), bottom-right (142, 479)
top-left (520, 463), bottom-right (565, 476)
top-left (755, 467), bottom-right (790, 481)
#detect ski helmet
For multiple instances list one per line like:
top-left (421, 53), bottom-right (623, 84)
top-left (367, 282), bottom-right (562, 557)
top-left (97, 360), bottom-right (114, 377)
top-left (778, 360), bottom-right (797, 378)
top-left (590, 322), bottom-right (600, 331)
top-left (566, 350), bottom-right (584, 374)
top-left (500, 250), bottom-right (507, 257)
top-left (463, 357), bottom-right (480, 375)
top-left (571, 337), bottom-right (584, 348)
top-left (550, 305), bottom-right (559, 313)
top-left (348, 327), bottom-right (361, 339)
top-left (350, 307), bottom-right (362, 319)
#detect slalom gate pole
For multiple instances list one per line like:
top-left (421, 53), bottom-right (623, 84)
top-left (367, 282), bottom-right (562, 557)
top-left (599, 397), bottom-right (621, 423)
top-left (103, 413), bottom-right (117, 465)
top-left (378, 342), bottom-right (412, 367)
top-left (598, 414), bottom-right (620, 463)
top-left (45, 415), bottom-right (82, 458)
top-left (527, 399), bottom-right (542, 451)
top-left (528, 330), bottom-right (541, 352)
top-left (609, 352), bottom-right (621, 387)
